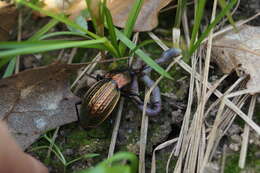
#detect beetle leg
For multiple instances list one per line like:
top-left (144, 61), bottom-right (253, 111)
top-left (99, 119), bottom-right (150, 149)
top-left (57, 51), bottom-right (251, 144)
top-left (130, 48), bottom-right (181, 115)
top-left (130, 74), bottom-right (162, 116)
top-left (75, 101), bottom-right (82, 121)
top-left (143, 48), bottom-right (181, 74)
top-left (96, 74), bottom-right (104, 81)
top-left (156, 48), bottom-right (181, 64)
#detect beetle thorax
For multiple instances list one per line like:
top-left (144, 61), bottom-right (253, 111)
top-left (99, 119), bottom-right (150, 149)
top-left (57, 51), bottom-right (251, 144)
top-left (107, 72), bottom-right (131, 89)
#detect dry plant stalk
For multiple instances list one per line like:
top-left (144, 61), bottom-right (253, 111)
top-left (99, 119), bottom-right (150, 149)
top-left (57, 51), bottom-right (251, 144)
top-left (149, 12), bottom-right (260, 173)
top-left (239, 95), bottom-right (257, 168)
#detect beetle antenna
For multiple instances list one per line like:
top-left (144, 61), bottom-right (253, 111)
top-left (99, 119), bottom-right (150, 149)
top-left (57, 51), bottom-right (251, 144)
top-left (75, 101), bottom-right (82, 121)
top-left (141, 48), bottom-right (181, 73)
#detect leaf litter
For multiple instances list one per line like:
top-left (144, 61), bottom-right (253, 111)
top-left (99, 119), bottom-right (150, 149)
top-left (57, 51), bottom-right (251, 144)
top-left (0, 2), bottom-right (18, 41)
top-left (212, 25), bottom-right (260, 94)
top-left (40, 0), bottom-right (172, 31)
top-left (0, 62), bottom-right (83, 149)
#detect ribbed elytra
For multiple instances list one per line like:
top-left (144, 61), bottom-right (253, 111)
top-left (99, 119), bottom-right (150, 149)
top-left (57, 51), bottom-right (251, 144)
top-left (79, 78), bottom-right (123, 128)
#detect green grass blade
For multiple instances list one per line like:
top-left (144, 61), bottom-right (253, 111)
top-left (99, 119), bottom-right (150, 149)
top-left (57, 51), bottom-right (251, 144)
top-left (218, 0), bottom-right (237, 30)
top-left (43, 135), bottom-right (67, 165)
top-left (16, 0), bottom-right (98, 39)
top-left (16, 0), bottom-right (119, 57)
top-left (1, 19), bottom-right (59, 77)
top-left (129, 39), bottom-right (155, 56)
top-left (0, 57), bottom-right (13, 70)
top-left (0, 39), bottom-right (107, 57)
top-left (66, 154), bottom-right (99, 166)
top-left (67, 15), bottom-right (88, 34)
top-left (39, 31), bottom-right (90, 40)
top-left (119, 0), bottom-right (144, 55)
top-left (116, 29), bottom-right (172, 79)
top-left (189, 0), bottom-right (238, 55)
top-left (0, 40), bottom-right (102, 49)
top-left (174, 0), bottom-right (187, 28)
top-left (30, 19), bottom-right (59, 41)
top-left (29, 146), bottom-right (65, 164)
top-left (3, 57), bottom-right (16, 78)
top-left (190, 0), bottom-right (207, 46)
top-left (99, 152), bottom-right (138, 173)
top-left (78, 152), bottom-right (138, 173)
top-left (85, 0), bottom-right (105, 36)
top-left (103, 5), bottom-right (120, 56)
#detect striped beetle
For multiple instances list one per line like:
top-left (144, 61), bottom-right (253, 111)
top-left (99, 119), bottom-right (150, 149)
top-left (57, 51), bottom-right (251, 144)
top-left (77, 48), bottom-right (181, 128)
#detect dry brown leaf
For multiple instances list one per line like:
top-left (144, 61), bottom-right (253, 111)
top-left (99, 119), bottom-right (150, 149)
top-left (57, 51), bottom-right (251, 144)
top-left (212, 25), bottom-right (260, 93)
top-left (0, 3), bottom-right (18, 41)
top-left (0, 63), bottom-right (83, 149)
top-left (107, 0), bottom-right (172, 31)
top-left (41, 0), bottom-right (172, 31)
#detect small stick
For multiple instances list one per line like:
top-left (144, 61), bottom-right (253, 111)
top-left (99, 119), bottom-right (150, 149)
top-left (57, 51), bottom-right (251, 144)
top-left (15, 11), bottom-right (22, 74)
top-left (220, 145), bottom-right (227, 173)
top-left (107, 99), bottom-right (125, 158)
top-left (239, 95), bottom-right (256, 168)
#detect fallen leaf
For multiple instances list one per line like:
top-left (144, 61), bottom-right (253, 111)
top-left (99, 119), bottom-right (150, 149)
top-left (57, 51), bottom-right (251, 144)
top-left (212, 25), bottom-right (260, 93)
top-left (0, 63), bottom-right (83, 149)
top-left (40, 0), bottom-right (172, 31)
top-left (107, 0), bottom-right (172, 32)
top-left (0, 3), bottom-right (18, 41)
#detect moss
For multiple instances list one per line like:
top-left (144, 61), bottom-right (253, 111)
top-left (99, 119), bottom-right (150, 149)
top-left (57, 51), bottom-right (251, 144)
top-left (225, 153), bottom-right (241, 173)
top-left (154, 149), bottom-right (176, 173)
top-left (245, 144), bottom-right (260, 171)
top-left (225, 144), bottom-right (260, 172)
top-left (41, 51), bottom-right (59, 65)
top-left (254, 103), bottom-right (260, 124)
top-left (156, 69), bottom-right (187, 99)
top-left (63, 122), bottom-right (112, 149)
top-left (65, 129), bottom-right (91, 148)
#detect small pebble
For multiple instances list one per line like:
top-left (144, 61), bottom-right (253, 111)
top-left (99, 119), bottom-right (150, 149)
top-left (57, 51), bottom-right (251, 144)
top-left (230, 135), bottom-right (241, 143)
top-left (227, 124), bottom-right (242, 135)
top-left (229, 143), bottom-right (240, 151)
top-left (255, 151), bottom-right (260, 159)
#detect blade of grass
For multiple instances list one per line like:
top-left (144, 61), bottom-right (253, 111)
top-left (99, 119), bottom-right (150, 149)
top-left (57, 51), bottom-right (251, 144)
top-left (67, 15), bottom-right (88, 34)
top-left (30, 19), bottom-right (59, 41)
top-left (85, 0), bottom-right (104, 36)
top-left (129, 39), bottom-right (155, 56)
top-left (16, 0), bottom-right (97, 39)
top-left (29, 146), bottom-right (66, 165)
top-left (0, 39), bottom-right (106, 49)
top-left (174, 0), bottom-right (187, 28)
top-left (1, 19), bottom-right (60, 78)
top-left (16, 0), bottom-right (119, 57)
top-left (99, 152), bottom-right (138, 173)
top-left (218, 0), bottom-right (237, 30)
top-left (66, 154), bottom-right (99, 166)
top-left (77, 152), bottom-right (138, 173)
top-left (0, 39), bottom-right (107, 57)
top-left (0, 57), bottom-right (13, 70)
top-left (44, 135), bottom-right (67, 165)
top-left (119, 0), bottom-right (144, 55)
top-left (103, 4), bottom-right (120, 56)
top-left (190, 0), bottom-right (207, 46)
top-left (39, 31), bottom-right (90, 40)
top-left (116, 29), bottom-right (172, 79)
top-left (2, 58), bottom-right (16, 78)
top-left (189, 0), bottom-right (238, 55)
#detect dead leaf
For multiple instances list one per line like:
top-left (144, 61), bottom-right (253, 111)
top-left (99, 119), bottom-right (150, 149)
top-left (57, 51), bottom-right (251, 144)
top-left (107, 0), bottom-right (172, 32)
top-left (0, 3), bottom-right (18, 41)
top-left (212, 25), bottom-right (260, 93)
top-left (40, 0), bottom-right (172, 31)
top-left (0, 63), bottom-right (83, 149)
